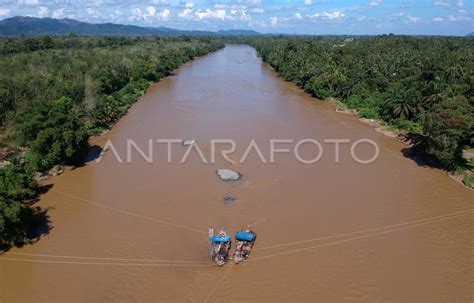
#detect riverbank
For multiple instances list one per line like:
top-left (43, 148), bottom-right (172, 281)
top-left (0, 40), bottom-right (224, 172)
top-left (250, 36), bottom-right (473, 190)
top-left (251, 38), bottom-right (474, 189)
top-left (267, 64), bottom-right (472, 190)
top-left (0, 39), bottom-right (224, 249)
top-left (329, 98), bottom-right (473, 189)
top-left (331, 98), bottom-right (411, 143)
top-left (260, 69), bottom-right (473, 190)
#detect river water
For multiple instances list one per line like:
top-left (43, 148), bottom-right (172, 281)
top-left (1, 45), bottom-right (473, 302)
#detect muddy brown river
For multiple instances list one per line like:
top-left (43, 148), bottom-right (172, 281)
top-left (1, 45), bottom-right (473, 302)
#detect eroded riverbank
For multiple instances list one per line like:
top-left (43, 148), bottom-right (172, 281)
top-left (1, 45), bottom-right (472, 303)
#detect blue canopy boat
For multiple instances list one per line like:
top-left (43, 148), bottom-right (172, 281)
top-left (233, 229), bottom-right (257, 264)
top-left (211, 235), bottom-right (231, 243)
top-left (209, 231), bottom-right (232, 266)
top-left (235, 231), bottom-right (256, 242)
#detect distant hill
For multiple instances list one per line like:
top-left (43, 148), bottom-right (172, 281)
top-left (468, 32), bottom-right (474, 37)
top-left (217, 29), bottom-right (261, 36)
top-left (0, 16), bottom-right (261, 36)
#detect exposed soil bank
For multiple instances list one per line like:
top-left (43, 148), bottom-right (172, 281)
top-left (1, 46), bottom-right (473, 303)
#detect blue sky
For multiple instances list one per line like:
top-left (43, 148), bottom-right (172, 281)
top-left (0, 0), bottom-right (472, 35)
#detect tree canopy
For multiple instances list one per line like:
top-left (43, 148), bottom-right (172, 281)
top-left (248, 35), bottom-right (473, 169)
top-left (0, 35), bottom-right (224, 248)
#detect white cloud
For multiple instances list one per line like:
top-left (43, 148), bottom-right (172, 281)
top-left (433, 0), bottom-right (449, 6)
top-left (433, 0), bottom-right (463, 7)
top-left (141, 5), bottom-right (170, 23)
top-left (310, 11), bottom-right (346, 20)
top-left (18, 0), bottom-right (39, 6)
top-left (390, 12), bottom-right (405, 20)
top-left (178, 3), bottom-right (254, 22)
top-left (146, 5), bottom-right (156, 17)
top-left (36, 5), bottom-right (48, 17)
top-left (129, 7), bottom-right (143, 21)
top-left (178, 2), bottom-right (194, 19)
top-left (270, 16), bottom-right (278, 27)
top-left (51, 8), bottom-right (65, 19)
top-left (368, 0), bottom-right (383, 7)
top-left (324, 11), bottom-right (345, 19)
top-left (109, 9), bottom-right (122, 21)
top-left (0, 0), bottom-right (468, 34)
top-left (159, 9), bottom-right (170, 19)
top-left (446, 7), bottom-right (472, 22)
top-left (237, 0), bottom-right (261, 7)
top-left (128, 6), bottom-right (169, 23)
top-left (250, 8), bottom-right (264, 13)
top-left (0, 7), bottom-right (11, 16)
top-left (448, 12), bottom-right (472, 22)
top-left (240, 10), bottom-right (251, 21)
top-left (195, 8), bottom-right (227, 20)
top-left (86, 7), bottom-right (102, 18)
top-left (407, 16), bottom-right (421, 23)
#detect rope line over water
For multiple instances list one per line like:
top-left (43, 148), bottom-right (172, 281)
top-left (0, 257), bottom-right (213, 267)
top-left (246, 217), bottom-right (267, 228)
top-left (254, 208), bottom-right (474, 251)
top-left (5, 252), bottom-right (208, 264)
top-left (203, 264), bottom-right (236, 303)
top-left (249, 210), bottom-right (473, 262)
top-left (1, 205), bottom-right (471, 268)
top-left (52, 189), bottom-right (206, 235)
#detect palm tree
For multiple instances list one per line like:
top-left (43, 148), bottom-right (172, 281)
top-left (384, 89), bottom-right (423, 120)
top-left (444, 65), bottom-right (464, 79)
top-left (340, 78), bottom-right (357, 100)
top-left (326, 67), bottom-right (346, 92)
top-left (423, 93), bottom-right (444, 107)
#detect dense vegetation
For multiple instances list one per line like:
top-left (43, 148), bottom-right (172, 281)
top-left (249, 36), bottom-right (473, 170)
top-left (0, 158), bottom-right (38, 248)
top-left (0, 35), bottom-right (223, 248)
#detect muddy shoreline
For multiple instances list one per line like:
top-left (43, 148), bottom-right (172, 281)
top-left (332, 102), bottom-right (473, 190)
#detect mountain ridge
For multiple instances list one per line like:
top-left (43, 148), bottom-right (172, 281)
top-left (0, 16), bottom-right (261, 36)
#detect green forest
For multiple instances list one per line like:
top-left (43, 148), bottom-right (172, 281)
top-left (0, 36), bottom-right (223, 248)
top-left (249, 36), bottom-right (473, 172)
top-left (1, 34), bottom-right (473, 249)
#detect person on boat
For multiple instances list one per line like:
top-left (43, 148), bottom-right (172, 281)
top-left (211, 228), bottom-right (229, 255)
top-left (218, 243), bottom-right (227, 255)
top-left (208, 226), bottom-right (214, 239)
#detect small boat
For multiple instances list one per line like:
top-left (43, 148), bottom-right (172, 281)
top-left (210, 230), bottom-right (232, 266)
top-left (233, 229), bottom-right (257, 264)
